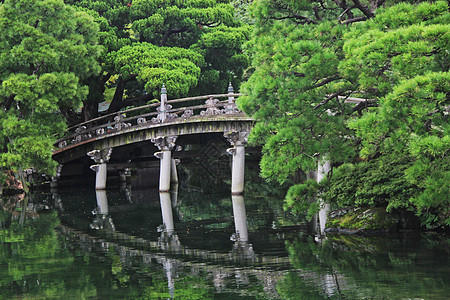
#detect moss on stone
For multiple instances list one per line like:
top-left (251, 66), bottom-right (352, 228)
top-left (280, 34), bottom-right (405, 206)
top-left (326, 207), bottom-right (399, 232)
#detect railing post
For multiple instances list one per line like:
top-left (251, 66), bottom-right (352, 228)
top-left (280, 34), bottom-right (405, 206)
top-left (160, 84), bottom-right (167, 123)
top-left (225, 82), bottom-right (239, 114)
top-left (228, 82), bottom-right (234, 104)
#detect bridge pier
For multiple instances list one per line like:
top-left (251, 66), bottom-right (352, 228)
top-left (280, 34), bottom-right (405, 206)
top-left (152, 136), bottom-right (178, 192)
top-left (171, 159), bottom-right (180, 185)
top-left (225, 131), bottom-right (249, 195)
top-left (88, 148), bottom-right (113, 190)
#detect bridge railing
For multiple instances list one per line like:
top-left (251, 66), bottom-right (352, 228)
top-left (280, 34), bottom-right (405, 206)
top-left (55, 85), bottom-right (243, 150)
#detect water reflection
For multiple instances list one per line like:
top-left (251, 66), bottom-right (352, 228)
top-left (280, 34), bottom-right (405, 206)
top-left (91, 190), bottom-right (115, 231)
top-left (159, 192), bottom-right (175, 232)
top-left (1, 187), bottom-right (449, 299)
top-left (231, 195), bottom-right (249, 242)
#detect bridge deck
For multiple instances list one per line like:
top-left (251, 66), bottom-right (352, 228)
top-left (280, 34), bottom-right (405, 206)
top-left (53, 92), bottom-right (254, 164)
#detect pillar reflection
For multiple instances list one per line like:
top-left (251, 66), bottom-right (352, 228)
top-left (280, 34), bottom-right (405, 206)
top-left (231, 195), bottom-right (249, 242)
top-left (90, 190), bottom-right (115, 231)
top-left (170, 183), bottom-right (178, 208)
top-left (159, 192), bottom-right (175, 233)
top-left (96, 190), bottom-right (108, 215)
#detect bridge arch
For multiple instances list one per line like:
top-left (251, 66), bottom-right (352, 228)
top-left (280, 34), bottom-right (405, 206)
top-left (52, 88), bottom-right (254, 194)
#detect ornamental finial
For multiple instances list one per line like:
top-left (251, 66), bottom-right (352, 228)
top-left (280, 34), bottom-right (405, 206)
top-left (228, 82), bottom-right (234, 93)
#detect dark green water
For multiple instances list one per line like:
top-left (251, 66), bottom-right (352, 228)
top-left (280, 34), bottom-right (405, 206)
top-left (1, 186), bottom-right (449, 299)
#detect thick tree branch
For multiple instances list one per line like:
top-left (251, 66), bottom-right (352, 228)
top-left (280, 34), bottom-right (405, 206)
top-left (314, 90), bottom-right (347, 109)
top-left (309, 75), bottom-right (342, 90)
top-left (107, 75), bottom-right (137, 113)
top-left (313, 5), bottom-right (322, 21)
top-left (351, 0), bottom-right (375, 18)
top-left (160, 27), bottom-right (187, 47)
top-left (121, 93), bottom-right (155, 108)
top-left (338, 6), bottom-right (355, 23)
top-left (3, 95), bottom-right (15, 111)
top-left (293, 72), bottom-right (306, 77)
top-left (271, 15), bottom-right (317, 24)
top-left (341, 16), bottom-right (368, 24)
top-left (351, 99), bottom-right (377, 114)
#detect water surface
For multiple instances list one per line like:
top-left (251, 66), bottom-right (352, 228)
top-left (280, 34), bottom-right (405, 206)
top-left (1, 186), bottom-right (449, 299)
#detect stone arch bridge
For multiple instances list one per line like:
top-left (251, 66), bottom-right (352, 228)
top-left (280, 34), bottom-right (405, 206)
top-left (52, 85), bottom-right (254, 194)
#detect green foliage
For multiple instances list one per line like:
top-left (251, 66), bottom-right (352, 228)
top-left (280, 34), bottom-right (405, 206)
top-left (68, 0), bottom-right (249, 114)
top-left (341, 1), bottom-right (449, 98)
top-left (190, 24), bottom-right (251, 94)
top-left (115, 43), bottom-right (204, 97)
top-left (130, 0), bottom-right (237, 47)
top-left (0, 0), bottom-right (101, 175)
top-left (284, 180), bottom-right (319, 220)
top-left (239, 17), bottom-right (355, 182)
top-left (282, 234), bottom-right (450, 299)
top-left (243, 0), bottom-right (449, 228)
top-left (321, 159), bottom-right (419, 211)
top-left (349, 71), bottom-right (449, 227)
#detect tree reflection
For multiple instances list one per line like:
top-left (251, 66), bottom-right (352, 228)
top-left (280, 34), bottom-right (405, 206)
top-left (281, 234), bottom-right (450, 299)
top-left (0, 204), bottom-right (98, 299)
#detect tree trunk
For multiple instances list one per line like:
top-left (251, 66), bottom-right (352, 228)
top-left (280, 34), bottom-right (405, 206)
top-left (82, 76), bottom-right (106, 123)
top-left (107, 77), bottom-right (127, 114)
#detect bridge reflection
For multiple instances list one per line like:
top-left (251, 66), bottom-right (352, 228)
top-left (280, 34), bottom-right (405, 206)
top-left (53, 186), bottom-right (294, 298)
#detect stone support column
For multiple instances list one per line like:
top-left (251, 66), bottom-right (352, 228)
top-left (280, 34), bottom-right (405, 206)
top-left (170, 159), bottom-right (180, 185)
top-left (317, 159), bottom-right (331, 234)
top-left (119, 168), bottom-right (130, 183)
top-left (152, 136), bottom-right (177, 192)
top-left (225, 131), bottom-right (249, 195)
top-left (88, 148), bottom-right (112, 190)
top-left (170, 183), bottom-right (179, 207)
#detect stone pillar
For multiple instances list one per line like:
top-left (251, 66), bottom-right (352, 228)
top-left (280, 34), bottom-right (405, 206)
top-left (119, 168), bottom-right (130, 183)
top-left (152, 136), bottom-right (177, 192)
top-left (88, 148), bottom-right (112, 190)
top-left (225, 131), bottom-right (249, 195)
top-left (170, 182), bottom-right (179, 208)
top-left (50, 164), bottom-right (63, 189)
top-left (317, 159), bottom-right (331, 234)
top-left (231, 195), bottom-right (249, 242)
top-left (170, 159), bottom-right (180, 185)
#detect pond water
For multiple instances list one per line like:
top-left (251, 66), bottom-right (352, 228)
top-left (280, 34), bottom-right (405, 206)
top-left (1, 177), bottom-right (449, 299)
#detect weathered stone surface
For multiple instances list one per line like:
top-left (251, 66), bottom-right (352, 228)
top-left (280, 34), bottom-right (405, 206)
top-left (325, 207), bottom-right (400, 235)
top-left (53, 117), bottom-right (253, 164)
